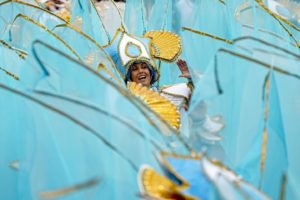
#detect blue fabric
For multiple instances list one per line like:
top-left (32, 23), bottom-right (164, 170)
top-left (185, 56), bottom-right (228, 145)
top-left (1, 0), bottom-right (300, 199)
top-left (163, 156), bottom-right (216, 200)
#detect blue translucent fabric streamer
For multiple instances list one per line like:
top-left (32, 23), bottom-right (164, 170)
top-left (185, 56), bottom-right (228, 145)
top-left (261, 72), bottom-right (288, 198)
top-left (0, 43), bottom-right (188, 199)
top-left (15, 43), bottom-right (193, 199)
top-left (1, 0), bottom-right (300, 199)
top-left (235, 71), bottom-right (288, 199)
top-left (162, 156), bottom-right (217, 199)
top-left (190, 35), bottom-right (299, 198)
top-left (0, 85), bottom-right (137, 199)
top-left (0, 3), bottom-right (189, 199)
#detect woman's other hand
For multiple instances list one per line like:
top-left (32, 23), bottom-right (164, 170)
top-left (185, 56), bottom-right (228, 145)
top-left (177, 59), bottom-right (191, 79)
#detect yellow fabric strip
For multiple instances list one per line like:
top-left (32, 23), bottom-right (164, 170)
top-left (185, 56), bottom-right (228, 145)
top-left (0, 40), bottom-right (27, 59)
top-left (182, 27), bottom-right (233, 44)
top-left (39, 177), bottom-right (100, 199)
top-left (256, 0), bottom-right (300, 48)
top-left (0, 66), bottom-right (19, 80)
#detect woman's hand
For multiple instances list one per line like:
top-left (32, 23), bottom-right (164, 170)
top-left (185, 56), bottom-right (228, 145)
top-left (176, 59), bottom-right (191, 79)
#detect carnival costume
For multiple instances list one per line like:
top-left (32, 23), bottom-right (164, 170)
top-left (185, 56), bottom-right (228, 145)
top-left (1, 0), bottom-right (300, 200)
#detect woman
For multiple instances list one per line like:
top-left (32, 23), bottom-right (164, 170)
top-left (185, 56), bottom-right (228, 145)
top-left (127, 59), bottom-right (192, 88)
top-left (126, 59), bottom-right (193, 111)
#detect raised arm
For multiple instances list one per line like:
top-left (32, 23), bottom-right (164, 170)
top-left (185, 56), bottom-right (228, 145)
top-left (177, 59), bottom-right (191, 79)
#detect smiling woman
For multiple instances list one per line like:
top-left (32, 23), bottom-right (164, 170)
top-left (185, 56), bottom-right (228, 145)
top-left (129, 62), bottom-right (152, 87)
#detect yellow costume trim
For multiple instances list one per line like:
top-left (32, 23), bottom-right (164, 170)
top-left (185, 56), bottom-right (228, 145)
top-left (128, 82), bottom-right (181, 131)
top-left (240, 25), bottom-right (297, 47)
top-left (182, 27), bottom-right (233, 44)
top-left (101, 27), bottom-right (123, 48)
top-left (0, 66), bottom-right (19, 80)
top-left (13, 14), bottom-right (81, 60)
top-left (0, 0), bottom-right (120, 85)
top-left (159, 151), bottom-right (203, 190)
top-left (255, 0), bottom-right (300, 48)
top-left (158, 151), bottom-right (268, 199)
top-left (259, 74), bottom-right (270, 188)
top-left (235, 1), bottom-right (299, 47)
top-left (40, 177), bottom-right (100, 199)
top-left (218, 48), bottom-right (300, 80)
top-left (139, 166), bottom-right (198, 200)
top-left (97, 63), bottom-right (106, 72)
top-left (208, 158), bottom-right (240, 177)
top-left (52, 24), bottom-right (120, 83)
top-left (144, 30), bottom-right (182, 62)
top-left (97, 62), bottom-right (122, 85)
top-left (256, 0), bottom-right (300, 32)
top-left (0, 40), bottom-right (27, 59)
top-left (125, 42), bottom-right (142, 58)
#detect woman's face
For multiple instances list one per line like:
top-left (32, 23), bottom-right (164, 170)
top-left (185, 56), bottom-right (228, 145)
top-left (130, 62), bottom-right (151, 87)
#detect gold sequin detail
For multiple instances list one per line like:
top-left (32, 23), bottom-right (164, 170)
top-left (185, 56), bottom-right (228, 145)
top-left (0, 66), bottom-right (19, 80)
top-left (128, 82), bottom-right (181, 131)
top-left (40, 177), bottom-right (100, 199)
top-left (256, 0), bottom-right (300, 48)
top-left (139, 166), bottom-right (198, 200)
top-left (182, 27), bottom-right (233, 44)
top-left (144, 30), bottom-right (182, 62)
top-left (0, 40), bottom-right (27, 59)
top-left (13, 14), bottom-right (81, 60)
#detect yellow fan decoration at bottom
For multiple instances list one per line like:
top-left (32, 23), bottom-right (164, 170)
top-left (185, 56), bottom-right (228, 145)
top-left (138, 166), bottom-right (197, 200)
top-left (127, 82), bottom-right (181, 130)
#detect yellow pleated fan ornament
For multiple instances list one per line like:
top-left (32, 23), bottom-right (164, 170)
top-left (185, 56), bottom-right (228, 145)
top-left (127, 82), bottom-right (181, 131)
top-left (144, 31), bottom-right (182, 62)
top-left (139, 166), bottom-right (197, 200)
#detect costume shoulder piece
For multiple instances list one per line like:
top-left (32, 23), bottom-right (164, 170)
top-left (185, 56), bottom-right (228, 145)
top-left (127, 82), bottom-right (181, 131)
